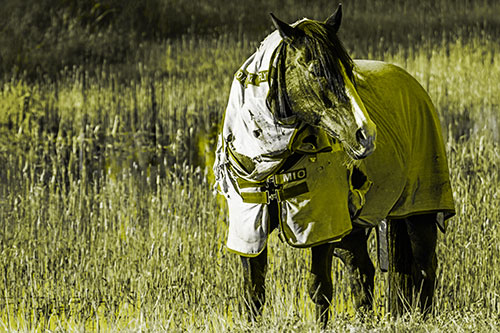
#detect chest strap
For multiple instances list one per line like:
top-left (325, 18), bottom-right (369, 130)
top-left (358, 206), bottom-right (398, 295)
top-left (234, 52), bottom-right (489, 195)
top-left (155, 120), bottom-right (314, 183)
top-left (237, 167), bottom-right (309, 204)
top-left (240, 182), bottom-right (309, 204)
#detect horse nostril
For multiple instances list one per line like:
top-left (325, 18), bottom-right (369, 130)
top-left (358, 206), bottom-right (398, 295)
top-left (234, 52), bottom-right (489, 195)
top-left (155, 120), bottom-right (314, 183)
top-left (356, 128), bottom-right (368, 144)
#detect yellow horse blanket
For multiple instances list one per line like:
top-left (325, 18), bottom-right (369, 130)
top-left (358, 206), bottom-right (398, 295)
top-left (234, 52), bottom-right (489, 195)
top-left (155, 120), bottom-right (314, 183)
top-left (353, 60), bottom-right (455, 228)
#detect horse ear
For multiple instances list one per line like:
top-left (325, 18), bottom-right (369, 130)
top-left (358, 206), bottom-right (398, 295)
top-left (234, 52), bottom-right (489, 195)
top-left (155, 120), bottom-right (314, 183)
top-left (324, 3), bottom-right (342, 33)
top-left (270, 13), bottom-right (296, 43)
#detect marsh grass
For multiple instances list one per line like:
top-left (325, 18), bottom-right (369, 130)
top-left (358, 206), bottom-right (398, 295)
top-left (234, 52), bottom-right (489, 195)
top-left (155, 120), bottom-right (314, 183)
top-left (1, 3), bottom-right (500, 332)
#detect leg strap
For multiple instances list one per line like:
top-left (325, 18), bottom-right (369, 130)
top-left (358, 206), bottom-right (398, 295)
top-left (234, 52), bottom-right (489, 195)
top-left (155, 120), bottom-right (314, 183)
top-left (377, 219), bottom-right (389, 272)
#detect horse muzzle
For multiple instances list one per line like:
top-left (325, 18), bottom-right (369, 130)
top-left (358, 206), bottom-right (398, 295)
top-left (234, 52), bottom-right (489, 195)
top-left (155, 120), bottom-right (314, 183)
top-left (353, 127), bottom-right (376, 159)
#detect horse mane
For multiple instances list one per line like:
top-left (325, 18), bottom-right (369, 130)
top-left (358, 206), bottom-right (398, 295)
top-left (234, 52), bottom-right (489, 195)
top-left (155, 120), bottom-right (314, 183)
top-left (267, 19), bottom-right (355, 125)
top-left (267, 43), bottom-right (296, 125)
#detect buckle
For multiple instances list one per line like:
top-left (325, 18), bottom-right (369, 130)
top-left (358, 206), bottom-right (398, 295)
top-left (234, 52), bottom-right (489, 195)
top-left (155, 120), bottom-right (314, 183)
top-left (267, 191), bottom-right (277, 204)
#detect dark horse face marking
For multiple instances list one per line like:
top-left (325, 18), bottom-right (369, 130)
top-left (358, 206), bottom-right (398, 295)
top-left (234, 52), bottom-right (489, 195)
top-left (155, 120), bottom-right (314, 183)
top-left (270, 4), bottom-right (376, 159)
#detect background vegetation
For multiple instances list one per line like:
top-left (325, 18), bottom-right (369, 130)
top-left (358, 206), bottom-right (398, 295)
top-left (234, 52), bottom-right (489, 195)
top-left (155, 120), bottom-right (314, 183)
top-left (0, 0), bottom-right (499, 331)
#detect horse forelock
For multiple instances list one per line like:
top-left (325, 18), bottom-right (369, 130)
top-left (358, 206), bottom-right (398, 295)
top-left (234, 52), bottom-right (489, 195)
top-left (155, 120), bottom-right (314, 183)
top-left (267, 19), bottom-right (356, 125)
top-left (295, 20), bottom-right (355, 104)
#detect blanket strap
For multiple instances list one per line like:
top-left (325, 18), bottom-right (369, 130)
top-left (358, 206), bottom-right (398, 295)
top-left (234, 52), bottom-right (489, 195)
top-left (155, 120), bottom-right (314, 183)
top-left (240, 182), bottom-right (309, 204)
top-left (237, 169), bottom-right (309, 204)
top-left (377, 219), bottom-right (389, 272)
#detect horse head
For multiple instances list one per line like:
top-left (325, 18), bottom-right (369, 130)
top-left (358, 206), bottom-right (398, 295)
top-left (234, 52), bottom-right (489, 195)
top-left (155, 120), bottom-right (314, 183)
top-left (270, 4), bottom-right (376, 159)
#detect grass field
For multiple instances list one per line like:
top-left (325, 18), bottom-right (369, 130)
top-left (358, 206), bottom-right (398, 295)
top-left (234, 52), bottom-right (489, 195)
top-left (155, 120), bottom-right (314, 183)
top-left (1, 1), bottom-right (500, 331)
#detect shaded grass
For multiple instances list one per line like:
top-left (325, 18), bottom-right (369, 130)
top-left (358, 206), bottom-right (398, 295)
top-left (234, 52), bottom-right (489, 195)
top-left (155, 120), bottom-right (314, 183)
top-left (2, 0), bottom-right (500, 79)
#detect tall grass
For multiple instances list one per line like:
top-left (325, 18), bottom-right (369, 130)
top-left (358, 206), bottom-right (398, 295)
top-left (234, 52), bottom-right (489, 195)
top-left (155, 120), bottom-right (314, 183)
top-left (1, 2), bottom-right (500, 331)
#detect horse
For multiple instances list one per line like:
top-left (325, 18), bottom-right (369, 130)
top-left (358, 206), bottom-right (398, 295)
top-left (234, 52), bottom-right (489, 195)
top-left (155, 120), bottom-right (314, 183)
top-left (213, 4), bottom-right (455, 328)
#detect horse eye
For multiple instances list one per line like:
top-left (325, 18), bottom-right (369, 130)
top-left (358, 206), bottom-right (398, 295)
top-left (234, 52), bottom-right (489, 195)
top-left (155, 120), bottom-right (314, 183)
top-left (297, 51), bottom-right (310, 67)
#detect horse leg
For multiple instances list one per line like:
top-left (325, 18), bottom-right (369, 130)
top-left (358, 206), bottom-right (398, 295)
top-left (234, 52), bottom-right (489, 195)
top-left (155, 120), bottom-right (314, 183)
top-left (240, 248), bottom-right (268, 322)
top-left (388, 215), bottom-right (437, 315)
top-left (387, 218), bottom-right (412, 315)
top-left (406, 214), bottom-right (437, 315)
top-left (309, 242), bottom-right (334, 328)
top-left (333, 227), bottom-right (375, 313)
top-left (238, 200), bottom-right (280, 322)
